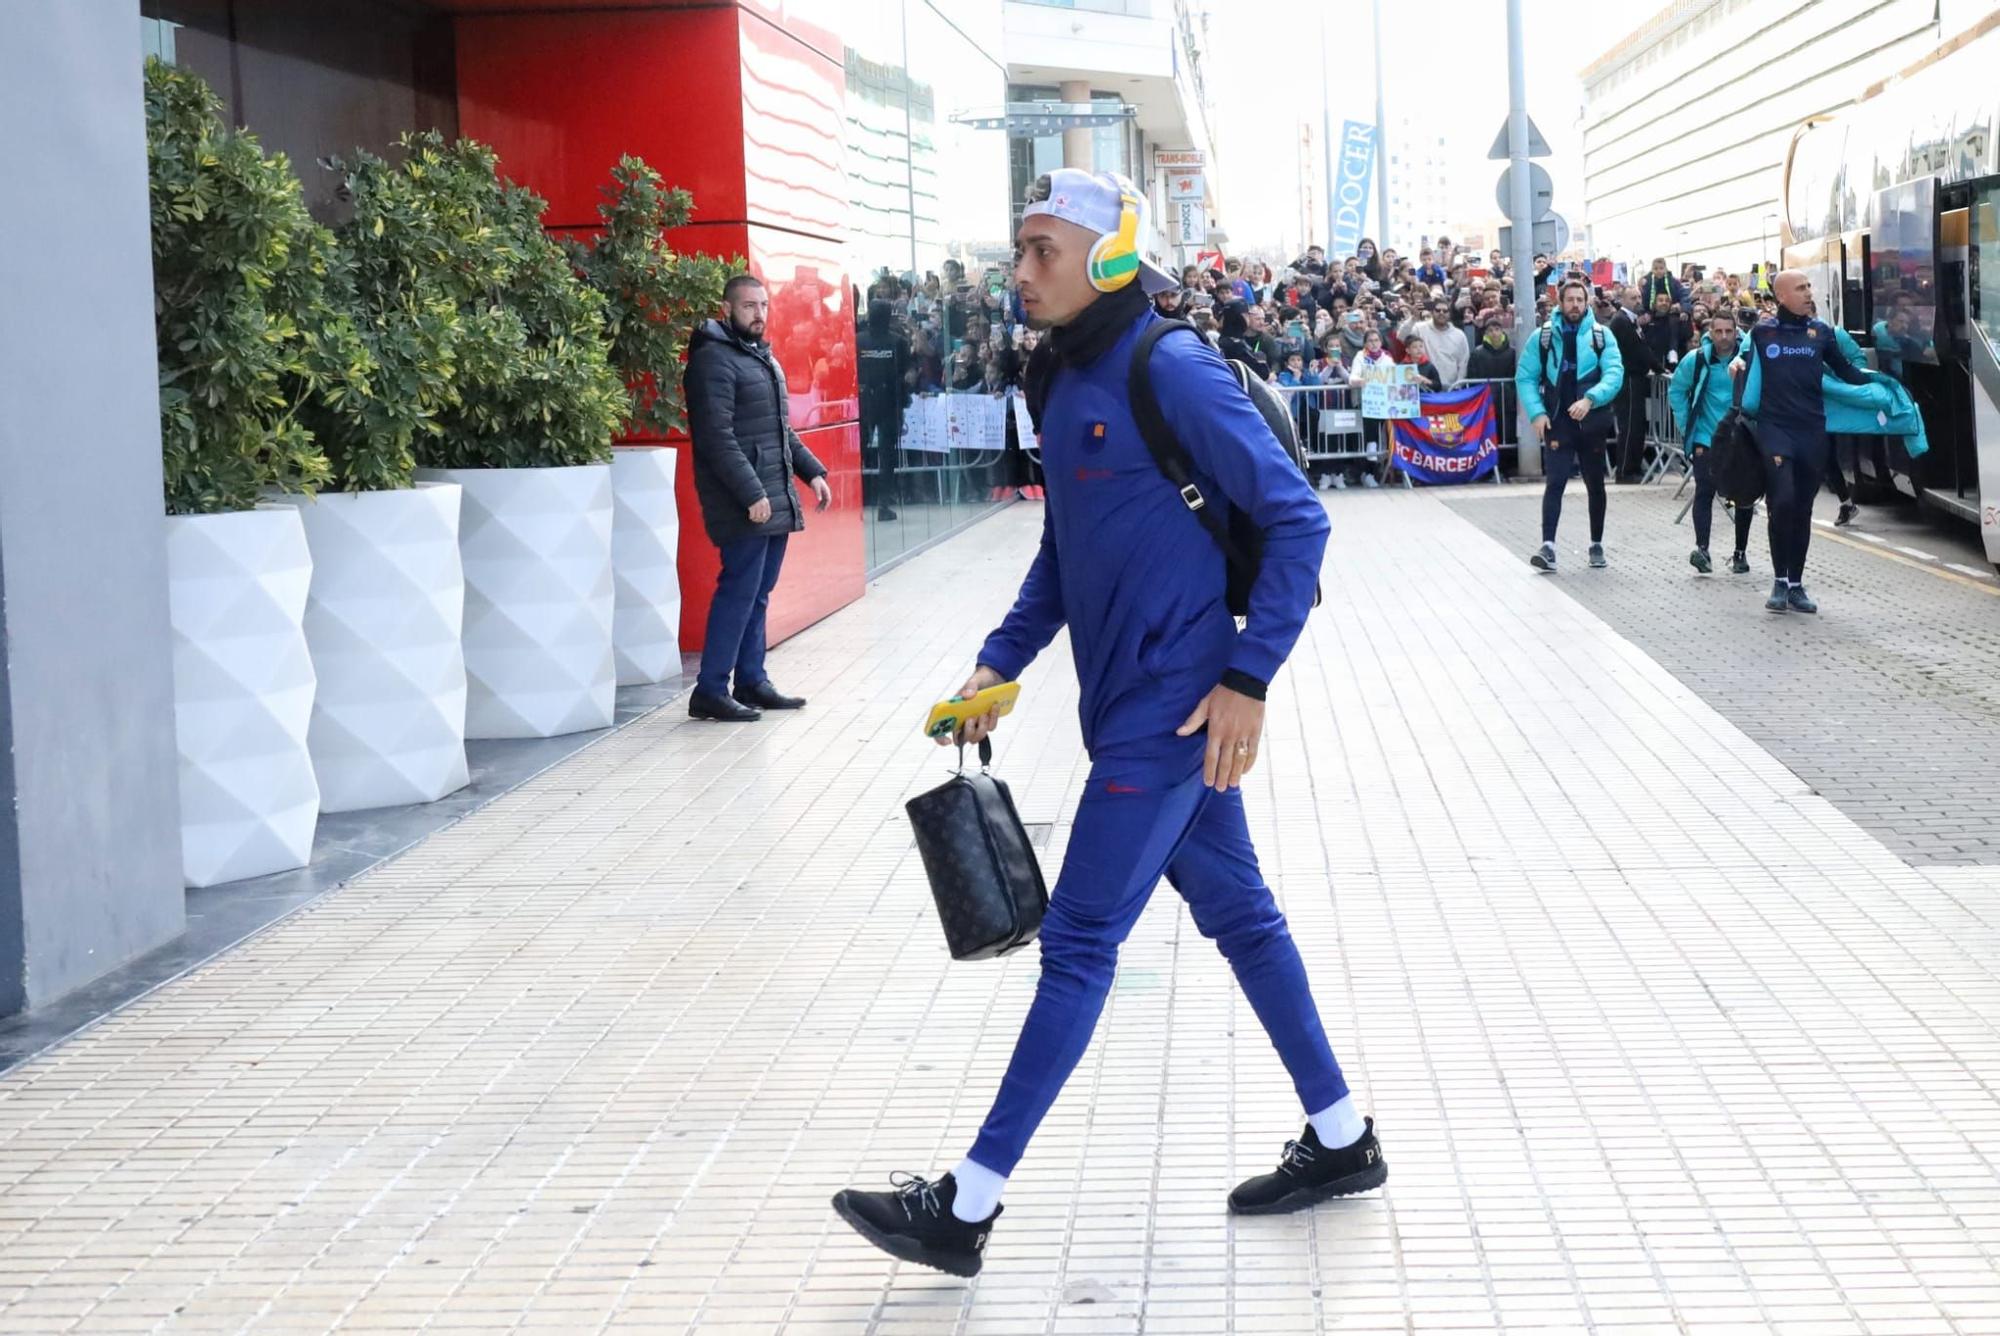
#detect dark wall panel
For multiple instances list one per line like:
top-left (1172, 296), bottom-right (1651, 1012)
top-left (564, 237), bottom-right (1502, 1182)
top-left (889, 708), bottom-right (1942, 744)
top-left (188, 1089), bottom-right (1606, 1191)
top-left (144, 0), bottom-right (457, 215)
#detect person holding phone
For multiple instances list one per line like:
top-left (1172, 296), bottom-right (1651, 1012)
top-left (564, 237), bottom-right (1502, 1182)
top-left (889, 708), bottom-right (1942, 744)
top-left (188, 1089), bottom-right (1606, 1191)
top-left (831, 169), bottom-right (1380, 1280)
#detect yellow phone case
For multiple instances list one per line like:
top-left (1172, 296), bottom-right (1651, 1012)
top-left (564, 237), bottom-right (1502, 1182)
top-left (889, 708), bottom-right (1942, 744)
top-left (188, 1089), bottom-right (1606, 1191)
top-left (924, 681), bottom-right (1021, 739)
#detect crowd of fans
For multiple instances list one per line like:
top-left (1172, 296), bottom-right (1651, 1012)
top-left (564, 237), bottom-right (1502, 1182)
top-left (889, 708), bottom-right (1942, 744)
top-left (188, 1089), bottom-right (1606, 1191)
top-left (851, 236), bottom-right (1785, 499)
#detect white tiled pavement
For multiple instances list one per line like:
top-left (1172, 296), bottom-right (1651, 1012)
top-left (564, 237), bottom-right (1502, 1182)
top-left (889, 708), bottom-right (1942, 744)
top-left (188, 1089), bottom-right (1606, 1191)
top-left (3, 493), bottom-right (1999, 1335)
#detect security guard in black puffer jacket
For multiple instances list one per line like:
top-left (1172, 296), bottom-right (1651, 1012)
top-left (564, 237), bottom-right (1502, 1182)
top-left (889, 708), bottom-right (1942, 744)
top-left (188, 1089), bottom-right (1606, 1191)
top-left (682, 273), bottom-right (833, 722)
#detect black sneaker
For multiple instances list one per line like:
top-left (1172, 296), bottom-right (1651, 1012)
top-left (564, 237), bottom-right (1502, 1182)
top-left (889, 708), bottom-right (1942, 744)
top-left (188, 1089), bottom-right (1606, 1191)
top-left (1786, 584), bottom-right (1818, 614)
top-left (734, 680), bottom-right (805, 710)
top-left (1836, 502), bottom-right (1858, 526)
top-left (1689, 547), bottom-right (1712, 574)
top-left (1229, 1119), bottom-right (1387, 1215)
top-left (831, 1173), bottom-right (999, 1278)
top-left (1588, 543), bottom-right (1607, 569)
top-left (1529, 543), bottom-right (1556, 572)
top-left (689, 690), bottom-right (761, 722)
top-left (1765, 579), bottom-right (1790, 613)
top-left (1730, 551), bottom-right (1751, 575)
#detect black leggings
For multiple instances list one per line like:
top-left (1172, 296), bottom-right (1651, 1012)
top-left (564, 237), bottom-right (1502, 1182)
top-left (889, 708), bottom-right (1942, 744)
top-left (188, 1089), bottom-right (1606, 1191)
top-left (1690, 447), bottom-right (1756, 554)
top-left (1823, 445), bottom-right (1851, 503)
top-left (1541, 438), bottom-right (1607, 544)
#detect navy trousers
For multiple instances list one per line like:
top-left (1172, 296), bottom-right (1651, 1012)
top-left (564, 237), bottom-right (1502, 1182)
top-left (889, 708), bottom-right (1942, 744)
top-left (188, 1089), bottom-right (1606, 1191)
top-left (1540, 427), bottom-right (1609, 545)
top-left (1762, 431), bottom-right (1825, 583)
top-left (697, 533), bottom-right (788, 697)
top-left (967, 743), bottom-right (1349, 1176)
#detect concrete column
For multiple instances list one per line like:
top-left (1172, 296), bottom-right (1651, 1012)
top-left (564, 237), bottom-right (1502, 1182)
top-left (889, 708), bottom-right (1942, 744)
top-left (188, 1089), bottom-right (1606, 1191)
top-left (0, 1), bottom-right (186, 1016)
top-left (1060, 79), bottom-right (1093, 170)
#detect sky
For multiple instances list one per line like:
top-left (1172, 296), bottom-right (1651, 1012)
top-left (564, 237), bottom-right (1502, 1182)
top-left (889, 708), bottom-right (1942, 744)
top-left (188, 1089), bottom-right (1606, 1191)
top-left (1200, 0), bottom-right (1662, 260)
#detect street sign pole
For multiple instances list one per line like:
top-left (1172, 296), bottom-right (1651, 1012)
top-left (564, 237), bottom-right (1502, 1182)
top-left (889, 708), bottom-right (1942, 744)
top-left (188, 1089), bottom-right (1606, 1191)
top-left (1505, 0), bottom-right (1539, 479)
top-left (1320, 4), bottom-right (1335, 251)
top-left (1372, 0), bottom-right (1389, 246)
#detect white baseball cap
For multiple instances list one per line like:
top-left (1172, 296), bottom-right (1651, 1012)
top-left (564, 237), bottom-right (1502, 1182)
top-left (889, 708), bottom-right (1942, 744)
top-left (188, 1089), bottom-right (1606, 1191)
top-left (1021, 168), bottom-right (1179, 296)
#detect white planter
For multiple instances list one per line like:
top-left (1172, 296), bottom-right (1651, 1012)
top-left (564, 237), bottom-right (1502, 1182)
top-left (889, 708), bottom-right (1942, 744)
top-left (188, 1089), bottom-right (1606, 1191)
top-left (166, 507), bottom-right (319, 888)
top-left (277, 484), bottom-right (470, 812)
top-left (415, 463), bottom-right (614, 739)
top-left (611, 446), bottom-right (682, 685)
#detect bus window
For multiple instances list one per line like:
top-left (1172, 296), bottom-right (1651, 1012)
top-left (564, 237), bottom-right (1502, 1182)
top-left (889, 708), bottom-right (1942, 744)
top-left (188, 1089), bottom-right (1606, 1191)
top-left (1974, 187), bottom-right (2000, 358)
top-left (1873, 178), bottom-right (1940, 366)
top-left (1842, 231), bottom-right (1871, 337)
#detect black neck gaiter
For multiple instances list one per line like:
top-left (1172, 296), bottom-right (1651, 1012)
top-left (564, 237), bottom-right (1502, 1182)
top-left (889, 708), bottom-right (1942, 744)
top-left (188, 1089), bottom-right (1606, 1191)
top-left (1023, 283), bottom-right (1149, 430)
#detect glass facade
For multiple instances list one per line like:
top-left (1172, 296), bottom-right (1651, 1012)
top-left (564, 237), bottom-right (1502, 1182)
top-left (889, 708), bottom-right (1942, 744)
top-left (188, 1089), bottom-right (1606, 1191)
top-left (845, 2), bottom-right (1020, 573)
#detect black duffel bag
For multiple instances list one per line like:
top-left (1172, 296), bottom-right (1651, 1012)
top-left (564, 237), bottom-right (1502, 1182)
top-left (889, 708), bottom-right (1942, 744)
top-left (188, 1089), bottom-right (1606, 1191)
top-left (1706, 360), bottom-right (1765, 507)
top-left (906, 737), bottom-right (1047, 961)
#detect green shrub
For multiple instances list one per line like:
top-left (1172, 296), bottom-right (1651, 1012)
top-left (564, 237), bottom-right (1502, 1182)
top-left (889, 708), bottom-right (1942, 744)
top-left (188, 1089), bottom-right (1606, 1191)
top-left (336, 133), bottom-right (624, 471)
top-left (566, 156), bottom-right (739, 438)
top-left (146, 57), bottom-right (345, 514)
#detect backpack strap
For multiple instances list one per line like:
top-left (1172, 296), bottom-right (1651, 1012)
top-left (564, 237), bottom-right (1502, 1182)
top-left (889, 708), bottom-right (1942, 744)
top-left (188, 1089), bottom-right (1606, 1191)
top-left (1682, 350), bottom-right (1712, 431)
top-left (1128, 318), bottom-right (1255, 580)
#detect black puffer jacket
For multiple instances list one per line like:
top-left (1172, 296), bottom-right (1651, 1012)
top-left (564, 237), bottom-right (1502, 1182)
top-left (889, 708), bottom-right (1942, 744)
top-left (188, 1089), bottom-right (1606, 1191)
top-left (683, 318), bottom-right (828, 545)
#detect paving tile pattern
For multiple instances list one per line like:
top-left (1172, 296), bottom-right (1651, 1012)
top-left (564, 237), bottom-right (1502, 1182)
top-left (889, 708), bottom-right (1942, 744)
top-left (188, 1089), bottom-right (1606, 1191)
top-left (1446, 482), bottom-right (2000, 864)
top-left (0, 496), bottom-right (1997, 1334)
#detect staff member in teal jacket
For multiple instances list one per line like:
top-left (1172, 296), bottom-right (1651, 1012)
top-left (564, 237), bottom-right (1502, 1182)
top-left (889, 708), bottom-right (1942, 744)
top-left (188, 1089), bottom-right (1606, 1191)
top-left (1670, 308), bottom-right (1757, 575)
top-left (830, 169), bottom-right (1382, 1280)
top-left (1518, 278), bottom-right (1625, 571)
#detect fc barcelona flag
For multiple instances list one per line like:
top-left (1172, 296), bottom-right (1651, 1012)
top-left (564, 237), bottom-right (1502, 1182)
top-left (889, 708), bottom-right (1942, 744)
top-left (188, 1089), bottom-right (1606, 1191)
top-left (1390, 384), bottom-right (1500, 485)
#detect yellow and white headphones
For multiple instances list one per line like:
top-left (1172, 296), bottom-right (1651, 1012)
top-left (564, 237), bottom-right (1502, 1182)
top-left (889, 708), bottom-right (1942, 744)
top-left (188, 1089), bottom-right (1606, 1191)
top-left (1086, 177), bottom-right (1146, 293)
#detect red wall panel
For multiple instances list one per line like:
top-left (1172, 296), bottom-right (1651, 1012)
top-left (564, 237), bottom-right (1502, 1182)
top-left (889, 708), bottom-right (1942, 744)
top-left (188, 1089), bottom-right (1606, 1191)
top-left (455, 3), bottom-right (862, 653)
top-left (455, 8), bottom-right (748, 229)
top-left (666, 219), bottom-right (858, 650)
top-left (674, 419), bottom-right (862, 653)
top-left (737, 7), bottom-right (847, 240)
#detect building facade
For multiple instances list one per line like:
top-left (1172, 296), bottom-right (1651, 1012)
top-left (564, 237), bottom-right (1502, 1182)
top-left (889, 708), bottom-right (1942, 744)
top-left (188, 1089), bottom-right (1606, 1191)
top-left (0, 0), bottom-right (1044, 1016)
top-left (1384, 111), bottom-right (1453, 256)
top-left (1578, 0), bottom-right (1953, 276)
top-left (1000, 0), bottom-right (1215, 264)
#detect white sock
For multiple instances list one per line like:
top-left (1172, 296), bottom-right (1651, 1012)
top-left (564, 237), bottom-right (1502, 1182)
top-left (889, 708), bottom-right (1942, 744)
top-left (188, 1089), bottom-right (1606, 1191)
top-left (1307, 1096), bottom-right (1367, 1149)
top-left (950, 1157), bottom-right (1006, 1222)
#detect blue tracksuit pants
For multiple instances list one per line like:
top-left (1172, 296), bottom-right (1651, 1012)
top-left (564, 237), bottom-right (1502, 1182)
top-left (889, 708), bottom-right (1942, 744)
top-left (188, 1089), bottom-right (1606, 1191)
top-left (967, 745), bottom-right (1349, 1176)
top-left (1762, 429), bottom-right (1825, 582)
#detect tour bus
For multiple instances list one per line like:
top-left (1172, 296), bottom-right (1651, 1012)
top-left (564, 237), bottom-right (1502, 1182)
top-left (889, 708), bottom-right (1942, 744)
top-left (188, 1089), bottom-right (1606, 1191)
top-left (1779, 15), bottom-right (2000, 571)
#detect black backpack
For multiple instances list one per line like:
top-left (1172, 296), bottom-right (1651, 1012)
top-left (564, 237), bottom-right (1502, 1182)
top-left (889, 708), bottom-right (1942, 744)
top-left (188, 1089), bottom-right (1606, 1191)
top-left (1128, 318), bottom-right (1322, 619)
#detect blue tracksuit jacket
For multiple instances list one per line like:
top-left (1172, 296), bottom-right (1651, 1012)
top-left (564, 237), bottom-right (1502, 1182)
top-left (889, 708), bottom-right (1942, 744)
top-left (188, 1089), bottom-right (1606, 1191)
top-left (1515, 309), bottom-right (1625, 423)
top-left (1668, 333), bottom-right (1742, 453)
top-left (1737, 310), bottom-right (1873, 448)
top-left (978, 308), bottom-right (1329, 759)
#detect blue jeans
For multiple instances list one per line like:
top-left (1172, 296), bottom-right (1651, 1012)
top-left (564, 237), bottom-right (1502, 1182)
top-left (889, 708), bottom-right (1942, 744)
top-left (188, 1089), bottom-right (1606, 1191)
top-left (697, 534), bottom-right (788, 697)
top-left (967, 744), bottom-right (1349, 1176)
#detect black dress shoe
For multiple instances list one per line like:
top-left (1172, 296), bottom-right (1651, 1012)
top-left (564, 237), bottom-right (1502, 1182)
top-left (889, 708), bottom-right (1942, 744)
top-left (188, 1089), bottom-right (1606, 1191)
top-left (1229, 1118), bottom-right (1387, 1215)
top-left (689, 690), bottom-right (761, 722)
top-left (735, 681), bottom-right (805, 710)
top-left (831, 1173), bottom-right (999, 1278)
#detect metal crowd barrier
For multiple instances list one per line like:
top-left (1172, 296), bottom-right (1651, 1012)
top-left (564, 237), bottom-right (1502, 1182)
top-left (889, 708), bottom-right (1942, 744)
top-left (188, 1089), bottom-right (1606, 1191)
top-left (1266, 381), bottom-right (1380, 472)
top-left (861, 390), bottom-right (1014, 508)
top-left (1641, 370), bottom-right (1691, 486)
